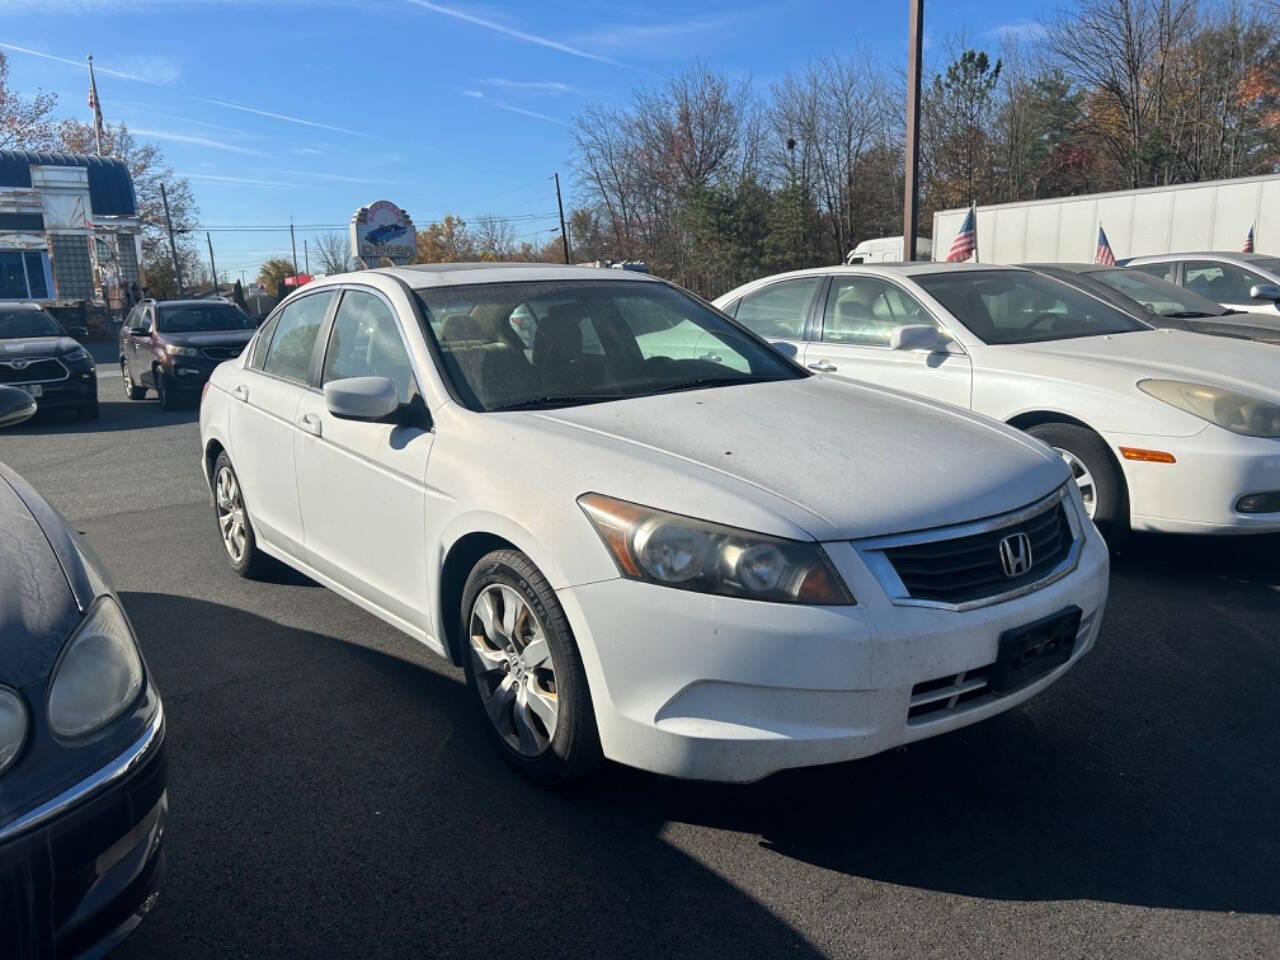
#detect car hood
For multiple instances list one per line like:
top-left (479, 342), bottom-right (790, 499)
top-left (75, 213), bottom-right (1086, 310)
top-left (1189, 312), bottom-right (1280, 344)
top-left (161, 330), bottom-right (254, 348)
top-left (0, 469), bottom-right (81, 687)
top-left (529, 376), bottom-right (1069, 541)
top-left (1006, 329), bottom-right (1280, 402)
top-left (0, 336), bottom-right (79, 357)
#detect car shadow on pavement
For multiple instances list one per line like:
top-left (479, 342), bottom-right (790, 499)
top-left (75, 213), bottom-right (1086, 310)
top-left (113, 592), bottom-right (826, 960)
top-left (6, 397), bottom-right (198, 436)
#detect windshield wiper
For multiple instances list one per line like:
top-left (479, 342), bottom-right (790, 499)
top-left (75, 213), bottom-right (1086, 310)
top-left (489, 394), bottom-right (621, 411)
top-left (1160, 310), bottom-right (1215, 319)
top-left (648, 375), bottom-right (770, 396)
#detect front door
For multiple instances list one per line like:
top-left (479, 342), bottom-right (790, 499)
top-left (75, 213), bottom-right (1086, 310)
top-left (803, 274), bottom-right (972, 408)
top-left (227, 289), bottom-right (335, 559)
top-left (294, 288), bottom-right (434, 636)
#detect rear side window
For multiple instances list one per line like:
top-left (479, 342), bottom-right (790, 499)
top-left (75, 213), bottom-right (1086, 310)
top-left (261, 291), bottom-right (335, 383)
top-left (733, 278), bottom-right (820, 340)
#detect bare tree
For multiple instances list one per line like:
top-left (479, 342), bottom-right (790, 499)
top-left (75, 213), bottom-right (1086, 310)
top-left (0, 53), bottom-right (58, 150)
top-left (314, 231), bottom-right (351, 275)
top-left (471, 214), bottom-right (517, 260)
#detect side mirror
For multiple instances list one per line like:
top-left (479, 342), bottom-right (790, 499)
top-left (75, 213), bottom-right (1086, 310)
top-left (0, 385), bottom-right (37, 428)
top-left (889, 324), bottom-right (942, 352)
top-left (129, 326), bottom-right (150, 337)
top-left (1249, 283), bottom-right (1280, 302)
top-left (324, 376), bottom-right (399, 421)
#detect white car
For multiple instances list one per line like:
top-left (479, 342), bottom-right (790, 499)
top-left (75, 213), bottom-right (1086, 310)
top-left (1124, 251), bottom-right (1280, 313)
top-left (200, 263), bottom-right (1108, 784)
top-left (715, 264), bottom-right (1280, 539)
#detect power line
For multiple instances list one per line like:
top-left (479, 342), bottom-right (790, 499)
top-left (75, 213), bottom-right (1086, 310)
top-left (192, 212), bottom-right (560, 233)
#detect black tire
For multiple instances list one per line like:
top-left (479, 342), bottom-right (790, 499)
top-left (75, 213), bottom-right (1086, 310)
top-left (461, 549), bottom-right (603, 785)
top-left (212, 452), bottom-right (272, 578)
top-left (122, 360), bottom-right (146, 400)
top-left (76, 401), bottom-right (99, 421)
top-left (1027, 422), bottom-right (1128, 547)
top-left (156, 369), bottom-right (178, 410)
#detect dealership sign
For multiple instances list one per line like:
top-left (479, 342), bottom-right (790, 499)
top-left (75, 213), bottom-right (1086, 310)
top-left (350, 200), bottom-right (416, 265)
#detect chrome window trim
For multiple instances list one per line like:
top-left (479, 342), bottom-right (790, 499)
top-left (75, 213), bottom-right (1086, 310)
top-left (0, 699), bottom-right (164, 844)
top-left (854, 484), bottom-right (1081, 612)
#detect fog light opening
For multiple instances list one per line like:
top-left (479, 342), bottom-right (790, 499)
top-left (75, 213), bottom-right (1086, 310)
top-left (1235, 492), bottom-right (1280, 514)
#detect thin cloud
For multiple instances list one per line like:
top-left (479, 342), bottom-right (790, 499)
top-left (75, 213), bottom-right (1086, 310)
top-left (97, 54), bottom-right (179, 84)
top-left (202, 98), bottom-right (372, 138)
top-left (461, 89), bottom-right (484, 98)
top-left (130, 127), bottom-right (270, 156)
top-left (405, 0), bottom-right (625, 67)
top-left (478, 78), bottom-right (583, 96)
top-left (989, 20), bottom-right (1047, 41)
top-left (572, 17), bottom-right (730, 51)
top-left (0, 41), bottom-right (168, 83)
top-left (461, 89), bottom-right (568, 127)
top-left (180, 173), bottom-right (301, 189)
top-left (293, 147), bottom-right (325, 156)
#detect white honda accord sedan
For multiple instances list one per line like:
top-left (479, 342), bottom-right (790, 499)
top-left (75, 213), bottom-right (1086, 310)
top-left (200, 263), bottom-right (1108, 784)
top-left (716, 263), bottom-right (1280, 541)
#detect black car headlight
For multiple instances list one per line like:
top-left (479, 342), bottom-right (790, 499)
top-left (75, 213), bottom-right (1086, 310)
top-left (62, 346), bottom-right (92, 366)
top-left (0, 686), bottom-right (28, 776)
top-left (47, 596), bottom-right (144, 739)
top-left (579, 493), bottom-right (854, 604)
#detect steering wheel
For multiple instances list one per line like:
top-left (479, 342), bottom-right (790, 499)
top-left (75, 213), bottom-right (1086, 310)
top-left (1028, 313), bottom-right (1061, 332)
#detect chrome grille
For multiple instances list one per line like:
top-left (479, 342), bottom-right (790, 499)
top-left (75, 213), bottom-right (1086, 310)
top-left (0, 357), bottom-right (68, 384)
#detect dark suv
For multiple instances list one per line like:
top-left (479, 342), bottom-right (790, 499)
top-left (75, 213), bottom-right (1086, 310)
top-left (0, 302), bottom-right (98, 419)
top-left (120, 299), bottom-right (257, 409)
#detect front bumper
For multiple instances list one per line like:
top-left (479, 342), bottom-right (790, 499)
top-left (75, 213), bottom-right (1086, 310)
top-left (1105, 426), bottom-right (1280, 533)
top-left (167, 361), bottom-right (218, 391)
top-left (7, 375), bottom-right (97, 411)
top-left (0, 703), bottom-right (166, 960)
top-left (558, 522), bottom-right (1110, 782)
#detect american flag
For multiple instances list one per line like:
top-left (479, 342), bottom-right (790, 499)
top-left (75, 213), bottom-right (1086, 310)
top-left (1095, 225), bottom-right (1116, 266)
top-left (1243, 224), bottom-right (1255, 253)
top-left (946, 205), bottom-right (977, 262)
top-left (87, 55), bottom-right (105, 155)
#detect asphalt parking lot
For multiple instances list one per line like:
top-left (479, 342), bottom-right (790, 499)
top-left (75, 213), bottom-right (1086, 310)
top-left (3, 343), bottom-right (1278, 959)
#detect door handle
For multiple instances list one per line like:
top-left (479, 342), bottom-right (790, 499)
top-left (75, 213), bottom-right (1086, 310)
top-left (807, 360), bottom-right (837, 372)
top-left (299, 413), bottom-right (322, 437)
top-left (232, 384), bottom-right (249, 403)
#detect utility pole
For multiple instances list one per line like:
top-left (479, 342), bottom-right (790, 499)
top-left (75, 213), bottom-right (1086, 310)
top-left (902, 0), bottom-right (925, 263)
top-left (160, 182), bottom-right (185, 296)
top-left (304, 239), bottom-right (310, 276)
top-left (554, 172), bottom-right (570, 264)
top-left (290, 220), bottom-right (299, 277)
top-left (206, 232), bottom-right (219, 293)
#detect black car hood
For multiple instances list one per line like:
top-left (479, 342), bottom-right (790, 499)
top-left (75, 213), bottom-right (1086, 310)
top-left (0, 464), bottom-right (112, 687)
top-left (1187, 319), bottom-right (1280, 345)
top-left (0, 336), bottom-right (78, 358)
top-left (160, 330), bottom-right (254, 348)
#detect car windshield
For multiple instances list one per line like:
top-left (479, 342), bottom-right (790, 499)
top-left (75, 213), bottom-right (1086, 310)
top-left (0, 306), bottom-right (60, 338)
top-left (414, 279), bottom-right (801, 411)
top-left (916, 270), bottom-right (1149, 344)
top-left (156, 302), bottom-right (255, 333)
top-left (1088, 268), bottom-right (1227, 318)
top-left (1245, 256), bottom-right (1280, 274)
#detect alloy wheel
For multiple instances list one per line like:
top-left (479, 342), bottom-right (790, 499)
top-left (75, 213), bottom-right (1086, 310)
top-left (1055, 446), bottom-right (1097, 519)
top-left (122, 362), bottom-right (132, 396)
top-left (214, 466), bottom-right (248, 563)
top-left (469, 584), bottom-right (559, 757)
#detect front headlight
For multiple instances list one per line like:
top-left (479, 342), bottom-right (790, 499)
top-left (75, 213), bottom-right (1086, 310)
top-left (62, 346), bottom-right (91, 364)
top-left (164, 344), bottom-right (199, 357)
top-left (0, 686), bottom-right (28, 776)
top-left (47, 596), bottom-right (144, 739)
top-left (1138, 379), bottom-right (1280, 438)
top-left (579, 493), bottom-right (855, 604)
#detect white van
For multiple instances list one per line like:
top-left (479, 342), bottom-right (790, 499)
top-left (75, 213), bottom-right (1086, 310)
top-left (845, 236), bottom-right (932, 264)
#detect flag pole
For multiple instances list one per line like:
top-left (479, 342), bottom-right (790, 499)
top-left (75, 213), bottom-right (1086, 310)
top-left (87, 54), bottom-right (103, 156)
top-left (971, 200), bottom-right (979, 263)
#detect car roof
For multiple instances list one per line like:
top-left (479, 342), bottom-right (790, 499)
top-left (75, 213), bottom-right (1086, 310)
top-left (1020, 262), bottom-right (1107, 275)
top-left (370, 262), bottom-right (659, 290)
top-left (0, 301), bottom-right (47, 310)
top-left (1127, 251), bottom-right (1271, 263)
top-left (151, 298), bottom-right (239, 307)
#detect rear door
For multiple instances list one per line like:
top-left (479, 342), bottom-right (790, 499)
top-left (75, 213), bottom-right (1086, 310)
top-left (227, 289), bottom-right (336, 560)
top-left (802, 274), bottom-right (971, 408)
top-left (293, 287), bottom-right (435, 635)
top-left (725, 276), bottom-right (823, 363)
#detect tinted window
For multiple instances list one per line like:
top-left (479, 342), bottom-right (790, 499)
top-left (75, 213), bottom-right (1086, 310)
top-left (157, 302), bottom-right (255, 333)
top-left (1091, 268), bottom-right (1226, 318)
top-left (323, 290), bottom-right (417, 404)
top-left (250, 313), bottom-right (281, 370)
top-left (415, 279), bottom-right (799, 412)
top-left (23, 253), bottom-right (48, 299)
top-left (823, 276), bottom-right (933, 346)
top-left (1129, 262), bottom-right (1177, 283)
top-left (0, 307), bottom-right (60, 338)
top-left (1183, 261), bottom-right (1267, 303)
top-left (916, 270), bottom-right (1147, 344)
top-left (733, 278), bottom-right (820, 339)
top-left (261, 291), bottom-right (334, 383)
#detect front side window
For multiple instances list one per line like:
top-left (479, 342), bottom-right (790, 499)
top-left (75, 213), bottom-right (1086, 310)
top-left (261, 291), bottom-right (335, 383)
top-left (322, 290), bottom-right (417, 404)
top-left (157, 302), bottom-right (255, 333)
top-left (823, 276), bottom-right (933, 346)
top-left (916, 270), bottom-right (1148, 344)
top-left (1183, 261), bottom-right (1267, 303)
top-left (732, 278), bottom-right (821, 340)
top-left (416, 279), bottom-right (800, 411)
top-left (250, 312), bottom-right (281, 370)
top-left (0, 306), bottom-right (60, 339)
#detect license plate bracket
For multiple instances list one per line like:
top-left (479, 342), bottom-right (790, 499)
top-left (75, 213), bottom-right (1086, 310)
top-left (989, 605), bottom-right (1081, 695)
top-left (19, 384), bottom-right (42, 398)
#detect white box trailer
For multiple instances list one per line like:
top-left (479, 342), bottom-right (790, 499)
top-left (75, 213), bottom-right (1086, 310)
top-left (931, 173), bottom-right (1280, 264)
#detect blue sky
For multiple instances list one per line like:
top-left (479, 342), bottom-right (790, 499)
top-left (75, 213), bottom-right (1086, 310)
top-left (0, 0), bottom-right (1044, 280)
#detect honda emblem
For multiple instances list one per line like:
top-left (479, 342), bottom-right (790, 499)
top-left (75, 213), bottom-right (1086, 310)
top-left (998, 532), bottom-right (1033, 578)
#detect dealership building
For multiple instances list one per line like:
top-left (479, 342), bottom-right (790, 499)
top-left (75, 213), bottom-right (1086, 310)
top-left (0, 150), bottom-right (142, 319)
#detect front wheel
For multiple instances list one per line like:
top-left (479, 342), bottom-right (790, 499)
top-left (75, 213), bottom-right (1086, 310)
top-left (461, 550), bottom-right (603, 785)
top-left (156, 369), bottom-right (178, 410)
top-left (122, 360), bottom-right (146, 400)
top-left (1027, 422), bottom-right (1128, 547)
